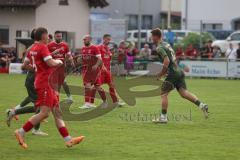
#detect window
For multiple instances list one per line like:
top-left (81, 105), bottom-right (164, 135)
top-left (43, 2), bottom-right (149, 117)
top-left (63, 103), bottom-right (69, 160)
top-left (0, 27), bottom-right (9, 45)
top-left (203, 23), bottom-right (223, 30)
top-left (128, 15), bottom-right (138, 30)
top-left (59, 0), bottom-right (68, 5)
top-left (231, 33), bottom-right (240, 41)
top-left (133, 32), bottom-right (147, 38)
top-left (142, 15), bottom-right (153, 29)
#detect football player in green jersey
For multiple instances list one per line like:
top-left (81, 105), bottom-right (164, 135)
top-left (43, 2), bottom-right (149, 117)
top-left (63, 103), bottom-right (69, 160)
top-left (151, 28), bottom-right (208, 123)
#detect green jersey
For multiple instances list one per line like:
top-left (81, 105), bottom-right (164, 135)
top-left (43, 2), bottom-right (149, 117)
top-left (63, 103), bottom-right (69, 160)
top-left (156, 42), bottom-right (187, 92)
top-left (156, 42), bottom-right (180, 75)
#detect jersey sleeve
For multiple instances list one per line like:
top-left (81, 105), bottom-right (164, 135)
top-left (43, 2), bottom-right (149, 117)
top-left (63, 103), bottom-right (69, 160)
top-left (41, 44), bottom-right (52, 62)
top-left (65, 44), bottom-right (71, 55)
top-left (157, 47), bottom-right (168, 59)
top-left (95, 46), bottom-right (102, 58)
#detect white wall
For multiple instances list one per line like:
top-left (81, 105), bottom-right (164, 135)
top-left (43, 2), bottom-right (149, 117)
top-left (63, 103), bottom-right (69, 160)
top-left (36, 0), bottom-right (90, 48)
top-left (182, 0), bottom-right (240, 31)
top-left (0, 8), bottom-right (35, 47)
top-left (161, 0), bottom-right (182, 12)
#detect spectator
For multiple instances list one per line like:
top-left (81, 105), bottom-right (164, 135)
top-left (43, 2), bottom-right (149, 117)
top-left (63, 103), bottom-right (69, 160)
top-left (236, 43), bottom-right (240, 61)
top-left (48, 34), bottom-right (53, 43)
top-left (175, 46), bottom-right (185, 60)
top-left (115, 41), bottom-right (127, 76)
top-left (201, 40), bottom-right (213, 60)
top-left (212, 46), bottom-right (222, 59)
top-left (136, 44), bottom-right (151, 70)
top-left (126, 50), bottom-right (134, 74)
top-left (166, 27), bottom-right (175, 47)
top-left (225, 43), bottom-right (237, 61)
top-left (139, 44), bottom-right (151, 59)
top-left (185, 44), bottom-right (198, 60)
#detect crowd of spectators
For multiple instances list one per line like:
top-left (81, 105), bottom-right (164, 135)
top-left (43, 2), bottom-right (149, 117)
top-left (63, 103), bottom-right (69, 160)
top-left (0, 42), bottom-right (17, 73)
top-left (1, 36), bottom-right (240, 75)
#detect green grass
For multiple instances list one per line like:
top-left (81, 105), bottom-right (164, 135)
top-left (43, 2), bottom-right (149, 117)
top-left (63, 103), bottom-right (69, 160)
top-left (0, 74), bottom-right (240, 160)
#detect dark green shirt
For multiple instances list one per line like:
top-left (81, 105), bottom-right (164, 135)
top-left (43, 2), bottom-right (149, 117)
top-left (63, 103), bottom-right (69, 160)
top-left (156, 42), bottom-right (181, 75)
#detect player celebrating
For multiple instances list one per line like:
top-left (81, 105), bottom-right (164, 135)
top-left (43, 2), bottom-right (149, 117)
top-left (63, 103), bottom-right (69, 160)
top-left (48, 31), bottom-right (74, 101)
top-left (15, 27), bottom-right (84, 149)
top-left (151, 28), bottom-right (209, 123)
top-left (79, 35), bottom-right (107, 109)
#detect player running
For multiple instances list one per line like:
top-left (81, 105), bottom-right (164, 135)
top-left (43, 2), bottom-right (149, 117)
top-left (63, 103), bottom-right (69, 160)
top-left (14, 27), bottom-right (84, 149)
top-left (150, 28), bottom-right (209, 123)
top-left (6, 29), bottom-right (48, 136)
top-left (79, 35), bottom-right (107, 109)
top-left (48, 31), bottom-right (74, 102)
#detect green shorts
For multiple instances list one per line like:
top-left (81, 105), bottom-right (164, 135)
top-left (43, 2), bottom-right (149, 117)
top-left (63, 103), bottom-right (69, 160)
top-left (161, 70), bottom-right (187, 94)
top-left (25, 72), bottom-right (37, 102)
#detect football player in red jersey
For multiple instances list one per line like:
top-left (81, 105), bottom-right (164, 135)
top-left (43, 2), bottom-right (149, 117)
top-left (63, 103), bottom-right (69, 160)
top-left (79, 35), bottom-right (107, 109)
top-left (15, 27), bottom-right (84, 149)
top-left (48, 31), bottom-right (74, 102)
top-left (92, 34), bottom-right (124, 107)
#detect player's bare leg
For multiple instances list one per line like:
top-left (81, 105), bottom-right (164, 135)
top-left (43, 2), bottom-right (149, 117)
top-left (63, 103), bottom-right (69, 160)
top-left (95, 85), bottom-right (108, 108)
top-left (108, 83), bottom-right (125, 107)
top-left (80, 83), bottom-right (97, 109)
top-left (52, 107), bottom-right (84, 148)
top-left (153, 92), bottom-right (169, 124)
top-left (15, 106), bottom-right (50, 149)
top-left (178, 88), bottom-right (209, 118)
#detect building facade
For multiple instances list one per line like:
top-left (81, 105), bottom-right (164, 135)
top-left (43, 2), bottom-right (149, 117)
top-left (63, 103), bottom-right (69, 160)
top-left (0, 0), bottom-right (108, 51)
top-left (182, 0), bottom-right (240, 31)
top-left (91, 0), bottom-right (162, 30)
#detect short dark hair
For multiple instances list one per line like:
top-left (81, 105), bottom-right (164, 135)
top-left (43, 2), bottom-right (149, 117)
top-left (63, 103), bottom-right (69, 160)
top-left (35, 27), bottom-right (48, 41)
top-left (151, 28), bottom-right (162, 38)
top-left (55, 31), bottom-right (61, 35)
top-left (208, 40), bottom-right (213, 43)
top-left (48, 34), bottom-right (53, 39)
top-left (30, 29), bottom-right (36, 40)
top-left (103, 34), bottom-right (111, 38)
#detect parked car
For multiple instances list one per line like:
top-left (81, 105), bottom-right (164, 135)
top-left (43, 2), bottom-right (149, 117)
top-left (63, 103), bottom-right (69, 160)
top-left (212, 30), bottom-right (240, 53)
top-left (207, 30), bottom-right (233, 40)
top-left (127, 30), bottom-right (152, 44)
top-left (127, 29), bottom-right (196, 44)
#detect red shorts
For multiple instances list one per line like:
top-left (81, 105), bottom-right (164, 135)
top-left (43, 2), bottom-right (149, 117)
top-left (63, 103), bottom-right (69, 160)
top-left (35, 87), bottom-right (59, 108)
top-left (49, 66), bottom-right (65, 92)
top-left (82, 69), bottom-right (101, 86)
top-left (101, 70), bottom-right (112, 84)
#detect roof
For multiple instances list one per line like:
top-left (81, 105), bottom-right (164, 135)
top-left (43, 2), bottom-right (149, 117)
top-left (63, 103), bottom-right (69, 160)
top-left (0, 0), bottom-right (109, 8)
top-left (0, 0), bottom-right (46, 8)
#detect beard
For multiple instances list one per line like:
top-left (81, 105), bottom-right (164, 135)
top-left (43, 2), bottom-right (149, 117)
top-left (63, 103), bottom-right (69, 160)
top-left (84, 42), bottom-right (90, 46)
top-left (56, 39), bottom-right (62, 43)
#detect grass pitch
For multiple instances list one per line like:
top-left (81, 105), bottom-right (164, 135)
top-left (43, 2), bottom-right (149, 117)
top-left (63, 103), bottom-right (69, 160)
top-left (0, 74), bottom-right (239, 160)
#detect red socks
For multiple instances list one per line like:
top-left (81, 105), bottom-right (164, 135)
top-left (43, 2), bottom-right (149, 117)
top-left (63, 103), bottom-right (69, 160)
top-left (22, 121), bottom-right (34, 132)
top-left (58, 127), bottom-right (70, 138)
top-left (98, 88), bottom-right (107, 101)
top-left (90, 88), bottom-right (97, 103)
top-left (109, 87), bottom-right (118, 103)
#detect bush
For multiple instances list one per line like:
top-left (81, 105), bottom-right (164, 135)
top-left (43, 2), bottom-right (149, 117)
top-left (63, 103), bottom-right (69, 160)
top-left (174, 32), bottom-right (215, 50)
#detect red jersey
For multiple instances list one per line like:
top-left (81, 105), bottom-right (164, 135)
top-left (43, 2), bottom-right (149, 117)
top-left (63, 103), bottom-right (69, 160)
top-left (26, 42), bottom-right (53, 89)
top-left (47, 41), bottom-right (70, 62)
top-left (81, 45), bottom-right (101, 70)
top-left (98, 44), bottom-right (112, 71)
